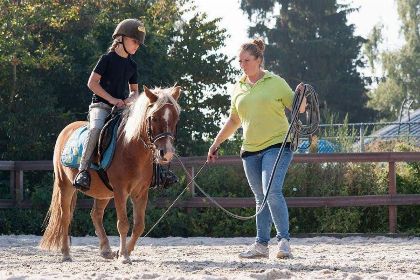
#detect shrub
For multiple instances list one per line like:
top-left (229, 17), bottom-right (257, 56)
top-left (0, 140), bottom-right (418, 236)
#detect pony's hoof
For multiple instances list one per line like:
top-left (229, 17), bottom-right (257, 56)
top-left (101, 250), bottom-right (116, 259)
top-left (62, 255), bottom-right (72, 262)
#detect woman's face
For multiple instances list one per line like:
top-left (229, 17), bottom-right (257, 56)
top-left (239, 50), bottom-right (261, 76)
top-left (124, 37), bottom-right (141, 55)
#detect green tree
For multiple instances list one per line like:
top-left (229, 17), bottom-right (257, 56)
top-left (0, 0), bottom-right (237, 159)
top-left (0, 0), bottom-right (81, 159)
top-left (363, 23), bottom-right (384, 77)
top-left (168, 13), bottom-right (239, 155)
top-left (240, 0), bottom-right (373, 122)
top-left (365, 0), bottom-right (419, 120)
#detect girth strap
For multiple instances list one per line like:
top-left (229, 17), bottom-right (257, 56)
top-left (96, 168), bottom-right (114, 192)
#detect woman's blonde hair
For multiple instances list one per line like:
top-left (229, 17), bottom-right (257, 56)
top-left (240, 38), bottom-right (265, 67)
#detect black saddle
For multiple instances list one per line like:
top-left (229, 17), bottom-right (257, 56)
top-left (97, 109), bottom-right (123, 164)
top-left (90, 109), bottom-right (123, 192)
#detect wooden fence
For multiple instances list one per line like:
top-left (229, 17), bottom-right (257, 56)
top-left (1, 152), bottom-right (419, 233)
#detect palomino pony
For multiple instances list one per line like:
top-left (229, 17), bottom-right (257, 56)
top-left (40, 86), bottom-right (181, 263)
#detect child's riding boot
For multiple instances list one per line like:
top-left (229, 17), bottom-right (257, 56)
top-left (73, 169), bottom-right (91, 191)
top-left (73, 128), bottom-right (101, 191)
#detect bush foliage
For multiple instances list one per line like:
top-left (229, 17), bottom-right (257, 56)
top-left (0, 141), bottom-right (418, 236)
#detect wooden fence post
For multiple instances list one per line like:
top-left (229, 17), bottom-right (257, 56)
top-left (10, 170), bottom-right (15, 204)
top-left (388, 161), bottom-right (397, 233)
top-left (182, 166), bottom-right (195, 213)
top-left (188, 167), bottom-right (195, 196)
top-left (14, 169), bottom-right (24, 207)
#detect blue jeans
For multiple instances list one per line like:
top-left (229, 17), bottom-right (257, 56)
top-left (242, 146), bottom-right (293, 245)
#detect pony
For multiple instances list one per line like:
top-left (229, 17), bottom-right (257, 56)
top-left (40, 86), bottom-right (181, 263)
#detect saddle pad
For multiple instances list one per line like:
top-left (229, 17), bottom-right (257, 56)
top-left (60, 125), bottom-right (118, 170)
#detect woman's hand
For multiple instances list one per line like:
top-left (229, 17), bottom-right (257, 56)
top-left (207, 144), bottom-right (220, 163)
top-left (295, 82), bottom-right (305, 93)
top-left (295, 82), bottom-right (307, 113)
top-left (207, 113), bottom-right (240, 163)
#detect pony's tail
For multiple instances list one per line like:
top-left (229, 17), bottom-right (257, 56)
top-left (39, 178), bottom-right (77, 251)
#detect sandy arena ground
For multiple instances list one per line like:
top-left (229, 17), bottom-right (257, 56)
top-left (0, 235), bottom-right (419, 279)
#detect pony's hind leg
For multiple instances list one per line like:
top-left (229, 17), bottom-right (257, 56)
top-left (40, 178), bottom-right (77, 262)
top-left (60, 181), bottom-right (77, 262)
top-left (127, 191), bottom-right (148, 255)
top-left (91, 198), bottom-right (115, 259)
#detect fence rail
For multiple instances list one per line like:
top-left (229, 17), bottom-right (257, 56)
top-left (1, 152), bottom-right (420, 233)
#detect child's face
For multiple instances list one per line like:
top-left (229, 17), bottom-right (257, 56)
top-left (124, 37), bottom-right (141, 55)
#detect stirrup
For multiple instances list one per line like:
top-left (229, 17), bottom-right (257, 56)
top-left (150, 163), bottom-right (179, 189)
top-left (161, 169), bottom-right (179, 188)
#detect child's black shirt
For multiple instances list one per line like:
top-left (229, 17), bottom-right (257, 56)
top-left (92, 51), bottom-right (138, 105)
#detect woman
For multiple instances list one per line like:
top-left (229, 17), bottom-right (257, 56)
top-left (73, 19), bottom-right (145, 191)
top-left (207, 38), bottom-right (306, 259)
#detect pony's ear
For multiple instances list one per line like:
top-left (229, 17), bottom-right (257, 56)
top-left (143, 85), bottom-right (158, 103)
top-left (172, 86), bottom-right (181, 101)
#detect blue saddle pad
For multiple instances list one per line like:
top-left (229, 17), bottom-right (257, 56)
top-left (61, 125), bottom-right (118, 170)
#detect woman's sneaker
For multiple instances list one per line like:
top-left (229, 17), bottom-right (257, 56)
top-left (276, 238), bottom-right (291, 258)
top-left (238, 242), bottom-right (269, 258)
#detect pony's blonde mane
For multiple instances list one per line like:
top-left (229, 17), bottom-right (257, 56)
top-left (123, 87), bottom-right (181, 144)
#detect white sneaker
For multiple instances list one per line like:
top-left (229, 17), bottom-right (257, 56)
top-left (277, 238), bottom-right (291, 258)
top-left (239, 242), bottom-right (269, 258)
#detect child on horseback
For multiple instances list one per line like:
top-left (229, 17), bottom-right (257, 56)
top-left (73, 19), bottom-right (145, 190)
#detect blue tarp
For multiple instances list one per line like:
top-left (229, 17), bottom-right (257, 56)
top-left (297, 139), bottom-right (338, 153)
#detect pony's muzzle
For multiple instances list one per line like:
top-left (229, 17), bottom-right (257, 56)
top-left (156, 149), bottom-right (174, 163)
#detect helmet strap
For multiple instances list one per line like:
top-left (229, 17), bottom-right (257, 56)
top-left (118, 36), bottom-right (130, 57)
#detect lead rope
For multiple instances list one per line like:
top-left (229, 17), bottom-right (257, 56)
top-left (137, 160), bottom-right (209, 243)
top-left (175, 155), bottom-right (256, 220)
top-left (174, 84), bottom-right (320, 221)
top-left (138, 84), bottom-right (320, 241)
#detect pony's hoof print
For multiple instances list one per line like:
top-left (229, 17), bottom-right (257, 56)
top-left (101, 250), bottom-right (117, 259)
top-left (61, 255), bottom-right (72, 262)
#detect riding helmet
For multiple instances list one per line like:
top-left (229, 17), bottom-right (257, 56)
top-left (112, 19), bottom-right (146, 44)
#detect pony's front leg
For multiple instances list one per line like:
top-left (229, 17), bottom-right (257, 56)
top-left (114, 191), bottom-right (131, 264)
top-left (91, 198), bottom-right (115, 259)
top-left (127, 191), bottom-right (149, 255)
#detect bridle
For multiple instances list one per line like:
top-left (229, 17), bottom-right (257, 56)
top-left (144, 103), bottom-right (178, 159)
top-left (147, 117), bottom-right (176, 144)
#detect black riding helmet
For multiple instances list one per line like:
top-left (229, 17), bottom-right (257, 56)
top-left (113, 18), bottom-right (146, 45)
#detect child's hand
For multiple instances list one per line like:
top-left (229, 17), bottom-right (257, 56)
top-left (110, 97), bottom-right (125, 108)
